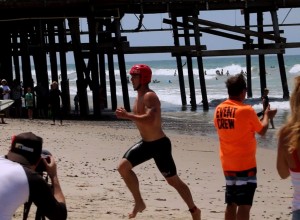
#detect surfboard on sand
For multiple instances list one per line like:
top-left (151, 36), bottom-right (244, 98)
top-left (0, 99), bottom-right (14, 111)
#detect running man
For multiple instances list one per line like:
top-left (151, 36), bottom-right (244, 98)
top-left (116, 64), bottom-right (201, 219)
top-left (213, 73), bottom-right (277, 220)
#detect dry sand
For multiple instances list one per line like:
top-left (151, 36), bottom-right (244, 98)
top-left (0, 118), bottom-right (293, 220)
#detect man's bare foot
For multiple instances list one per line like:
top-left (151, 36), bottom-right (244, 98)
top-left (128, 202), bottom-right (146, 218)
top-left (189, 206), bottom-right (201, 220)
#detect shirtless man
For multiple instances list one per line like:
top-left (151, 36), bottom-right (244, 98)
top-left (116, 64), bottom-right (201, 219)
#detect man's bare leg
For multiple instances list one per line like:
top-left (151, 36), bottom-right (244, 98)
top-left (118, 159), bottom-right (146, 218)
top-left (236, 205), bottom-right (251, 220)
top-left (166, 175), bottom-right (201, 220)
top-left (225, 203), bottom-right (237, 220)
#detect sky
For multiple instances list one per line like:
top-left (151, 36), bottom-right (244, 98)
top-left (71, 8), bottom-right (300, 62)
top-left (120, 8), bottom-right (300, 61)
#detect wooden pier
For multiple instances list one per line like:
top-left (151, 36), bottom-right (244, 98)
top-left (0, 0), bottom-right (299, 117)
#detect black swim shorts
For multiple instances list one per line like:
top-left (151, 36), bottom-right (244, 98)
top-left (123, 136), bottom-right (177, 178)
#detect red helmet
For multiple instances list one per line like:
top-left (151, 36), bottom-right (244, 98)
top-left (129, 64), bottom-right (152, 85)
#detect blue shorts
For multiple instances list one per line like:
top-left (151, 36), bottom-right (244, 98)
top-left (224, 167), bottom-right (257, 206)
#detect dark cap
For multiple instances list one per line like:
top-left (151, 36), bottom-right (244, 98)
top-left (7, 132), bottom-right (43, 165)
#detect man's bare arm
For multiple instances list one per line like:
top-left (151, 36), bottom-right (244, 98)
top-left (115, 92), bottom-right (159, 123)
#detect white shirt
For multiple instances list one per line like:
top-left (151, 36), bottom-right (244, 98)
top-left (1, 85), bottom-right (11, 99)
top-left (0, 157), bottom-right (29, 220)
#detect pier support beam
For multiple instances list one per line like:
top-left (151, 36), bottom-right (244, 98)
top-left (68, 18), bottom-right (89, 117)
top-left (88, 16), bottom-right (101, 118)
top-left (97, 20), bottom-right (109, 110)
top-left (20, 25), bottom-right (33, 90)
top-left (192, 13), bottom-right (209, 110)
top-left (183, 16), bottom-right (197, 110)
top-left (114, 18), bottom-right (131, 112)
top-left (171, 14), bottom-right (187, 107)
top-left (270, 10), bottom-right (289, 99)
top-left (0, 23), bottom-right (13, 82)
top-left (12, 31), bottom-right (21, 83)
top-left (57, 20), bottom-right (71, 114)
top-left (31, 21), bottom-right (48, 112)
top-left (100, 21), bottom-right (117, 111)
top-left (244, 10), bottom-right (253, 98)
top-left (257, 12), bottom-right (267, 96)
top-left (48, 22), bottom-right (59, 83)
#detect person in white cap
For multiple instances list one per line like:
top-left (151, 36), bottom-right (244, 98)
top-left (0, 79), bottom-right (11, 118)
top-left (1, 79), bottom-right (11, 100)
top-left (0, 132), bottom-right (67, 220)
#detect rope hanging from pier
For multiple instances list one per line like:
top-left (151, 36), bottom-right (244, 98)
top-left (135, 0), bottom-right (144, 31)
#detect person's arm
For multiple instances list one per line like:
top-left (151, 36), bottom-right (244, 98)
top-left (277, 131), bottom-right (290, 179)
top-left (43, 156), bottom-right (66, 204)
top-left (115, 92), bottom-right (158, 123)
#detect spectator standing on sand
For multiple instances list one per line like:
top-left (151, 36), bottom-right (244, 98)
top-left (214, 73), bottom-right (277, 220)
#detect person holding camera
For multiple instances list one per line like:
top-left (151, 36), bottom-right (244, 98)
top-left (0, 132), bottom-right (67, 220)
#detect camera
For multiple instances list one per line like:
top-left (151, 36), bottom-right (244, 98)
top-left (35, 149), bottom-right (52, 173)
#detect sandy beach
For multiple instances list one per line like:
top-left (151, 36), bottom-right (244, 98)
top-left (0, 117), bottom-right (293, 220)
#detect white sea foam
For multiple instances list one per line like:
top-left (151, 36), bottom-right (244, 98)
top-left (289, 64), bottom-right (300, 74)
top-left (25, 55), bottom-right (299, 113)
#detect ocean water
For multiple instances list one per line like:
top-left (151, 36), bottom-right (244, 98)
top-left (51, 54), bottom-right (300, 109)
top-left (32, 54), bottom-right (300, 149)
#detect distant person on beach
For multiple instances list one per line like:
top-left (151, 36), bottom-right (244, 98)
top-left (25, 87), bottom-right (34, 120)
top-left (1, 79), bottom-right (11, 117)
top-left (0, 84), bottom-right (3, 100)
top-left (11, 79), bottom-right (23, 118)
top-left (277, 76), bottom-right (300, 220)
top-left (34, 82), bottom-right (48, 118)
top-left (213, 73), bottom-right (277, 220)
top-left (115, 64), bottom-right (201, 220)
top-left (49, 81), bottom-right (63, 125)
top-left (0, 132), bottom-right (67, 219)
top-left (1, 79), bottom-right (11, 100)
top-left (257, 88), bottom-right (275, 129)
top-left (0, 85), bottom-right (5, 123)
top-left (74, 92), bottom-right (79, 115)
top-left (262, 88), bottom-right (275, 129)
